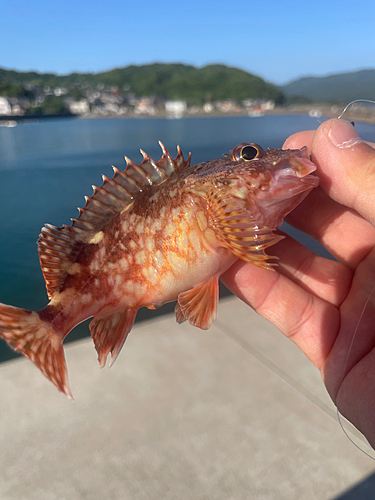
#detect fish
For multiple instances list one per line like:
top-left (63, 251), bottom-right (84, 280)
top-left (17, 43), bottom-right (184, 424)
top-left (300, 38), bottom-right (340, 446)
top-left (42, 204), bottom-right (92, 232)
top-left (0, 142), bottom-right (319, 397)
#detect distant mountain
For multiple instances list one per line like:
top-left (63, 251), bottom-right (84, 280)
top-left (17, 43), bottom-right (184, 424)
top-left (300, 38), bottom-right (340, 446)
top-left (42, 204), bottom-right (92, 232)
top-left (0, 63), bottom-right (285, 104)
top-left (281, 69), bottom-right (375, 103)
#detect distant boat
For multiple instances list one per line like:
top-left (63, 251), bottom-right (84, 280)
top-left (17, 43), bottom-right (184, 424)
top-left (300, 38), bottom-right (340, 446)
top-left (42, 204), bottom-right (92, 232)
top-left (309, 109), bottom-right (322, 118)
top-left (0, 120), bottom-right (17, 127)
top-left (248, 110), bottom-right (264, 117)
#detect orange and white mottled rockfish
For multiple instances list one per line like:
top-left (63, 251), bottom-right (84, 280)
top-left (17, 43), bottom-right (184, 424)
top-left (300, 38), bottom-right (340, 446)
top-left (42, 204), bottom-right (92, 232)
top-left (0, 142), bottom-right (319, 397)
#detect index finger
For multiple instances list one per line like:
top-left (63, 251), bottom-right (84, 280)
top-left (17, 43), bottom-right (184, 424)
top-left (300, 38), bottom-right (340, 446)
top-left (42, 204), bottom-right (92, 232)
top-left (282, 122), bottom-right (375, 269)
top-left (283, 130), bottom-right (315, 152)
top-left (290, 119), bottom-right (375, 226)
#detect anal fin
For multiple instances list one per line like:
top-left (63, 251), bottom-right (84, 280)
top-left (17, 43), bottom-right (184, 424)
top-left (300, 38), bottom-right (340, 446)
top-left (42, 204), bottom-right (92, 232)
top-left (175, 302), bottom-right (187, 324)
top-left (89, 308), bottom-right (138, 368)
top-left (175, 277), bottom-right (219, 330)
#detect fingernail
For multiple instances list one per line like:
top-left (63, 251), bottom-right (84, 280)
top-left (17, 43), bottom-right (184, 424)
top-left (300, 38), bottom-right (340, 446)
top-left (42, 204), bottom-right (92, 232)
top-left (329, 119), bottom-right (362, 148)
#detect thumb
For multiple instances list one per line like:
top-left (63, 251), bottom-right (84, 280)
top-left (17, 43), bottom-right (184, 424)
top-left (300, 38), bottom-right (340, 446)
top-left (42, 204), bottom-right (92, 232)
top-left (311, 118), bottom-right (375, 225)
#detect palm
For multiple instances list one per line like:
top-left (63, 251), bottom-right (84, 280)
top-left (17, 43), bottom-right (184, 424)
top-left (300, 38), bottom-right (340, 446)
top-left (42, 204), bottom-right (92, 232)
top-left (222, 121), bottom-right (375, 447)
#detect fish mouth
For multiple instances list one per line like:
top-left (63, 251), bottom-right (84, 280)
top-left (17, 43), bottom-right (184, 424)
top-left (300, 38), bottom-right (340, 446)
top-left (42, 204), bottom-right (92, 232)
top-left (289, 146), bottom-right (319, 181)
top-left (274, 147), bottom-right (320, 196)
top-left (255, 146), bottom-right (319, 204)
top-left (256, 147), bottom-right (320, 228)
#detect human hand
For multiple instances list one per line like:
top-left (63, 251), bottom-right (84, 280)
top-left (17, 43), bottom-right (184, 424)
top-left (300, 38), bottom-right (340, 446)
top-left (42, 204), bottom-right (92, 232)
top-left (221, 118), bottom-right (375, 447)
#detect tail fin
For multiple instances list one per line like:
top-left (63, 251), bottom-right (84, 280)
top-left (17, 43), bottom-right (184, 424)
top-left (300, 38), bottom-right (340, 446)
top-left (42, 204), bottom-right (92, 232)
top-left (0, 303), bottom-right (72, 398)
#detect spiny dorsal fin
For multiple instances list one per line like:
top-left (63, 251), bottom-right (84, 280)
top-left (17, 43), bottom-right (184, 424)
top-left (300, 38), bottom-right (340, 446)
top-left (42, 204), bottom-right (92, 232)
top-left (38, 143), bottom-right (191, 298)
top-left (72, 142), bottom-right (190, 232)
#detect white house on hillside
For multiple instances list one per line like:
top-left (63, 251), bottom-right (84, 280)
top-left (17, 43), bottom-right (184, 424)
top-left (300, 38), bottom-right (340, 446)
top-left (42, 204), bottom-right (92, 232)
top-left (68, 99), bottom-right (90, 115)
top-left (0, 97), bottom-right (12, 115)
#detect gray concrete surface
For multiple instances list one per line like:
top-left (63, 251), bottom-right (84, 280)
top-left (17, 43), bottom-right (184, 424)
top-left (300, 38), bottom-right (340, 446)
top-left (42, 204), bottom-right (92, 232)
top-left (0, 296), bottom-right (374, 500)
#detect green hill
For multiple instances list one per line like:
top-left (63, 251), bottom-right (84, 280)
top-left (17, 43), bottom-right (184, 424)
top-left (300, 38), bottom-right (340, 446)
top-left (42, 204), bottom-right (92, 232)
top-left (0, 63), bottom-right (285, 104)
top-left (282, 69), bottom-right (375, 103)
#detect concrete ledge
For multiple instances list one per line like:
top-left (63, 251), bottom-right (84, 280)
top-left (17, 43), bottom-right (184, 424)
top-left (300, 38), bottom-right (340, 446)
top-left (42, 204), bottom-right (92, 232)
top-left (0, 296), bottom-right (374, 499)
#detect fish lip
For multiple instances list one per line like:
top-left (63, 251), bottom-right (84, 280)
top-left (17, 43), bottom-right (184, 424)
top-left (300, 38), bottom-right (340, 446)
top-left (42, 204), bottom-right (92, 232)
top-left (286, 174), bottom-right (320, 194)
top-left (299, 172), bottom-right (320, 188)
top-left (276, 147), bottom-right (317, 177)
top-left (275, 170), bottom-right (320, 195)
top-left (268, 151), bottom-right (320, 202)
top-left (289, 148), bottom-right (317, 176)
top-left (274, 148), bottom-right (319, 188)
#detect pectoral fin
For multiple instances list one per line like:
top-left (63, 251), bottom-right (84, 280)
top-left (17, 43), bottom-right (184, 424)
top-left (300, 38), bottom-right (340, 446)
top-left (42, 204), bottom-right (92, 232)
top-left (175, 277), bottom-right (219, 330)
top-left (208, 191), bottom-right (283, 269)
top-left (89, 308), bottom-right (138, 368)
top-left (217, 219), bottom-right (284, 269)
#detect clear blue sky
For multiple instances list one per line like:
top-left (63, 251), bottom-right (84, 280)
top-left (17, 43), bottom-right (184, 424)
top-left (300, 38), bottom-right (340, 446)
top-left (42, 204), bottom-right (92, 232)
top-left (1, 0), bottom-right (375, 85)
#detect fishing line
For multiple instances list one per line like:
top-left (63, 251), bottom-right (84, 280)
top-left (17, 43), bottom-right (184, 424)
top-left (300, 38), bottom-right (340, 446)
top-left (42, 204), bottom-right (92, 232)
top-left (338, 99), bottom-right (375, 119)
top-left (311, 99), bottom-right (375, 126)
top-left (333, 99), bottom-right (375, 457)
top-left (336, 283), bottom-right (375, 459)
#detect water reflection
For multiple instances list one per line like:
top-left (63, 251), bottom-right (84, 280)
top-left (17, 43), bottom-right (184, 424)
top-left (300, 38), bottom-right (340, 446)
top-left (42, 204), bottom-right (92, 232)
top-left (0, 115), bottom-right (374, 361)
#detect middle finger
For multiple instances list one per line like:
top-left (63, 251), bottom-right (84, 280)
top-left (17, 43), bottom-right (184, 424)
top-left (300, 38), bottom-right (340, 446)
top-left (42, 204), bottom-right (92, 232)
top-left (286, 186), bottom-right (375, 270)
top-left (271, 230), bottom-right (353, 306)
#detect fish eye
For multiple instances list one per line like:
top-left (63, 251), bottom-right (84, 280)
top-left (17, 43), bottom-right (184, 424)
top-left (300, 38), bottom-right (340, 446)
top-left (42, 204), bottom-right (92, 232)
top-left (232, 143), bottom-right (264, 161)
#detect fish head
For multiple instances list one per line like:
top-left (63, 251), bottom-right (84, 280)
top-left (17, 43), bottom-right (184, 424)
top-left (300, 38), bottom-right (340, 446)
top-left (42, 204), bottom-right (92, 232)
top-left (187, 143), bottom-right (320, 229)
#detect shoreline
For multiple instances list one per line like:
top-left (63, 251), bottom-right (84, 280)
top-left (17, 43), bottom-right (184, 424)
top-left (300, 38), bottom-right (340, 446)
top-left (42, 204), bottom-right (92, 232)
top-left (2, 105), bottom-right (375, 125)
top-left (77, 106), bottom-right (375, 125)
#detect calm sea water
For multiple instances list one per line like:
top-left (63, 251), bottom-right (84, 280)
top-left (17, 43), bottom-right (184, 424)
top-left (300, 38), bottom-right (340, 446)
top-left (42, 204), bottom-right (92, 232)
top-left (1, 115), bottom-right (374, 362)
